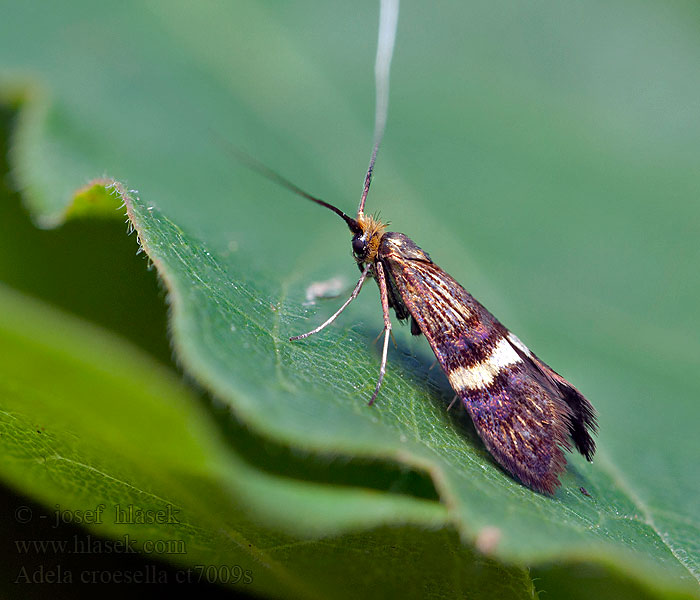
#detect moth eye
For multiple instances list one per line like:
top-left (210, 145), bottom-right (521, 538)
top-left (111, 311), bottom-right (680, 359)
top-left (352, 234), bottom-right (367, 258)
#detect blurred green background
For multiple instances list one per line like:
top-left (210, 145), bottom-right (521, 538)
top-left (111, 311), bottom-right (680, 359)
top-left (1, 1), bottom-right (699, 598)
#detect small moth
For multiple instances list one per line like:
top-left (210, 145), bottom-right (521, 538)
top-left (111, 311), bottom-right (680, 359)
top-left (237, 1), bottom-right (596, 494)
top-left (236, 143), bottom-right (597, 494)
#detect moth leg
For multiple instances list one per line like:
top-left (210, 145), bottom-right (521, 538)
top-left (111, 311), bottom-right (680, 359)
top-left (447, 394), bottom-right (459, 411)
top-left (372, 329), bottom-right (397, 349)
top-left (390, 330), bottom-right (398, 350)
top-left (369, 261), bottom-right (392, 406)
top-left (290, 264), bottom-right (371, 341)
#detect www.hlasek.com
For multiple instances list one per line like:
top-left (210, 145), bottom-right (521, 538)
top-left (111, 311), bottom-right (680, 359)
top-left (16, 534), bottom-right (182, 555)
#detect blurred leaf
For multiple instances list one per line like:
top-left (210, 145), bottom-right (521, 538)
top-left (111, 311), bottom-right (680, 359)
top-left (0, 0), bottom-right (699, 598)
top-left (0, 283), bottom-right (530, 600)
top-left (0, 103), bottom-right (172, 363)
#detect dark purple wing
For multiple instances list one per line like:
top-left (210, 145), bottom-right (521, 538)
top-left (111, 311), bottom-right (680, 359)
top-left (379, 232), bottom-right (597, 494)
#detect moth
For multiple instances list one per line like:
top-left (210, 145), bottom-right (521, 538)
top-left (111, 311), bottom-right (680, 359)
top-left (236, 145), bottom-right (597, 495)
top-left (235, 1), bottom-right (595, 495)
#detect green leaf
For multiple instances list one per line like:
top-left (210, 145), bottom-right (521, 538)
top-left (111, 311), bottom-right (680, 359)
top-left (0, 283), bottom-right (535, 599)
top-left (1, 0), bottom-right (699, 598)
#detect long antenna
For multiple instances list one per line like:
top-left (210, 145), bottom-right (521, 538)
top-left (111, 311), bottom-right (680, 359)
top-left (216, 137), bottom-right (362, 234)
top-left (357, 0), bottom-right (400, 217)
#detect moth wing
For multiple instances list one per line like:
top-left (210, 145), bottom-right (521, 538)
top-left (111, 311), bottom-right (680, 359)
top-left (507, 334), bottom-right (597, 461)
top-left (451, 346), bottom-right (574, 494)
top-left (382, 248), bottom-right (595, 493)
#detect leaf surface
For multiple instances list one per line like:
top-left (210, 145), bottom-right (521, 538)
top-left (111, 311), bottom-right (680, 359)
top-left (1, 1), bottom-right (699, 597)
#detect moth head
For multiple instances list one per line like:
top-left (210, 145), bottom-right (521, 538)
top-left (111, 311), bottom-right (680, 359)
top-left (351, 213), bottom-right (386, 264)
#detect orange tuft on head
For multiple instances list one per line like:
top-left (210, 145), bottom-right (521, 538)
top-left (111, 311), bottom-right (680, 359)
top-left (354, 214), bottom-right (387, 264)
